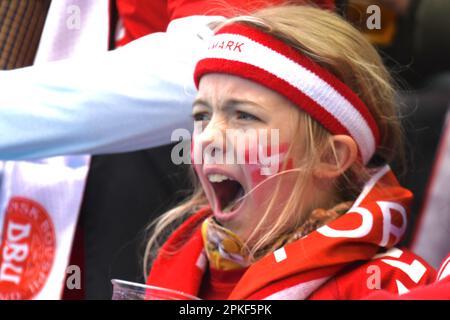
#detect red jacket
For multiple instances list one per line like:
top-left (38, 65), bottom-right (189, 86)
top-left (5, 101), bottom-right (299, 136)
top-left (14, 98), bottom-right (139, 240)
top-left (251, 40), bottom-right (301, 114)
top-left (115, 0), bottom-right (336, 45)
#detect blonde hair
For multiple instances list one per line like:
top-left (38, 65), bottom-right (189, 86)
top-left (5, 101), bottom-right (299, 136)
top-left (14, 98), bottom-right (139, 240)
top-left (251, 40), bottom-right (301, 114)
top-left (143, 4), bottom-right (403, 277)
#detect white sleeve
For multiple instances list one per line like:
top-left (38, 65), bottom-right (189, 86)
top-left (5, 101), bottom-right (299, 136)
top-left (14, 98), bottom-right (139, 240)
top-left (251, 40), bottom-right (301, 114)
top-left (0, 15), bottom-right (221, 160)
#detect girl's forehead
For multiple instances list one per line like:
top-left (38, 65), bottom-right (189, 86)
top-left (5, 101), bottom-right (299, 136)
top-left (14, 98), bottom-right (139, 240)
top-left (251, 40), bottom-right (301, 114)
top-left (198, 74), bottom-right (264, 96)
top-left (197, 74), bottom-right (294, 108)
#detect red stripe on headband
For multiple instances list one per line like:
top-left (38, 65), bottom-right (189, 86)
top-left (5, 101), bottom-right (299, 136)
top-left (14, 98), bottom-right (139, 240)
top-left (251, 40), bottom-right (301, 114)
top-left (196, 58), bottom-right (352, 137)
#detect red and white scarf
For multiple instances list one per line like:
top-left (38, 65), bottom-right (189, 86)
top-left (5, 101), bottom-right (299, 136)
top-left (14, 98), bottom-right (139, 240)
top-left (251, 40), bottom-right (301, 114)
top-left (147, 166), bottom-right (415, 299)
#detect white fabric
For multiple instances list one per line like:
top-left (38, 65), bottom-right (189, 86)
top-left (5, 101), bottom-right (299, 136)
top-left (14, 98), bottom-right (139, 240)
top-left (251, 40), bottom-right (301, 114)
top-left (34, 0), bottom-right (110, 62)
top-left (0, 15), bottom-right (221, 160)
top-left (203, 33), bottom-right (376, 163)
top-left (0, 159), bottom-right (89, 299)
top-left (263, 277), bottom-right (330, 300)
top-left (0, 0), bottom-right (110, 300)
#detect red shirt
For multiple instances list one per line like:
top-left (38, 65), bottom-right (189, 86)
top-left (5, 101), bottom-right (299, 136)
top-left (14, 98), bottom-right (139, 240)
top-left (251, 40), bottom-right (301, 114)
top-left (199, 267), bottom-right (247, 300)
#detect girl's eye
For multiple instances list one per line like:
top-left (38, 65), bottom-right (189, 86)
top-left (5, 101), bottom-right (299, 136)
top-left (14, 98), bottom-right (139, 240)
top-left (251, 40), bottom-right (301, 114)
top-left (236, 111), bottom-right (260, 122)
top-left (192, 112), bottom-right (210, 122)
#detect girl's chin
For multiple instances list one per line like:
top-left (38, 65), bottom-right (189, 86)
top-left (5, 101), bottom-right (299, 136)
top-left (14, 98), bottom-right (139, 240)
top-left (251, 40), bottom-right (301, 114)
top-left (212, 206), bottom-right (247, 232)
top-left (212, 208), bottom-right (242, 226)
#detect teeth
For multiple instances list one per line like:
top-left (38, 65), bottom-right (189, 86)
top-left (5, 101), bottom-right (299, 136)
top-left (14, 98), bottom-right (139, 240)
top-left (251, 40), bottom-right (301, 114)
top-left (207, 174), bottom-right (234, 183)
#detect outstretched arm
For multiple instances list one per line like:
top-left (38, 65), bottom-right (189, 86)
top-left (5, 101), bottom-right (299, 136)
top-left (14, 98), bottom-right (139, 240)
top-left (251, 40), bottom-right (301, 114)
top-left (0, 16), bottom-right (220, 160)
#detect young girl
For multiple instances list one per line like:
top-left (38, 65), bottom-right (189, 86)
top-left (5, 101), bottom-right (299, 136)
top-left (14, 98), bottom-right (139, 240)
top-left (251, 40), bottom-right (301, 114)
top-left (145, 5), bottom-right (435, 299)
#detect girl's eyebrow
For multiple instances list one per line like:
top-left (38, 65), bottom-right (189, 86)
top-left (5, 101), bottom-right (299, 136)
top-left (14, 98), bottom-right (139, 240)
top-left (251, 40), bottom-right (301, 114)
top-left (192, 98), bottom-right (211, 109)
top-left (192, 98), bottom-right (267, 111)
top-left (225, 99), bottom-right (267, 111)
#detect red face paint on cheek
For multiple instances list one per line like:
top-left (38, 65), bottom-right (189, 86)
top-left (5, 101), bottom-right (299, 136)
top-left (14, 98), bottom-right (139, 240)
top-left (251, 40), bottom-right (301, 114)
top-left (243, 143), bottom-right (292, 186)
top-left (244, 148), bottom-right (293, 206)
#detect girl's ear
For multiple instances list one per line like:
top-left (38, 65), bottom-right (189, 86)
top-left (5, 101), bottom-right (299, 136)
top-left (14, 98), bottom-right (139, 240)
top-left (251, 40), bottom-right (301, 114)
top-left (313, 135), bottom-right (358, 179)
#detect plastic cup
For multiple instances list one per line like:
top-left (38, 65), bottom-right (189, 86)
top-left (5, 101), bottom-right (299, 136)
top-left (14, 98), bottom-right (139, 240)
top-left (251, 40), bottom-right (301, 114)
top-left (111, 279), bottom-right (201, 300)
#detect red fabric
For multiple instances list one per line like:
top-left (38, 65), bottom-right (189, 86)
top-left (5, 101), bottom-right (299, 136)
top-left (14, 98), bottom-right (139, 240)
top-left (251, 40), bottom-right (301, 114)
top-left (363, 276), bottom-right (450, 300)
top-left (147, 167), bottom-right (436, 299)
top-left (309, 250), bottom-right (436, 299)
top-left (362, 254), bottom-right (450, 300)
top-left (168, 0), bottom-right (335, 21)
top-left (115, 0), bottom-right (169, 46)
top-left (199, 267), bottom-right (247, 300)
top-left (147, 208), bottom-right (210, 295)
top-left (115, 0), bottom-right (335, 45)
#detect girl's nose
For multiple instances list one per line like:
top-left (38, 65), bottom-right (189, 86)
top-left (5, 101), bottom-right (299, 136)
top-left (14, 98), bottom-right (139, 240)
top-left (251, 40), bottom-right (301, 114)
top-left (195, 118), bottom-right (228, 163)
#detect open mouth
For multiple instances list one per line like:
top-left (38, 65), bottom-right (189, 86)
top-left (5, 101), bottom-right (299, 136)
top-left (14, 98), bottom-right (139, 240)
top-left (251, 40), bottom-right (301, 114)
top-left (208, 174), bottom-right (245, 213)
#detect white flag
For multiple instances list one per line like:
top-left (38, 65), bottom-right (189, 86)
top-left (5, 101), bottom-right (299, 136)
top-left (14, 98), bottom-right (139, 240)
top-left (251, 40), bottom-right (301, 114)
top-left (0, 0), bottom-right (109, 299)
top-left (0, 158), bottom-right (90, 299)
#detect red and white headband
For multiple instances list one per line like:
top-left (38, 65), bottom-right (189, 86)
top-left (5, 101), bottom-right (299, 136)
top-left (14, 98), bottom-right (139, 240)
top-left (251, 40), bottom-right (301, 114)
top-left (194, 23), bottom-right (380, 164)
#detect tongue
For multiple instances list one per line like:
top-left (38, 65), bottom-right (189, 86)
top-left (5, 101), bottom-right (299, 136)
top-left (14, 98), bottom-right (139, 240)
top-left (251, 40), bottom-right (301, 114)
top-left (213, 180), bottom-right (244, 213)
top-left (223, 187), bottom-right (244, 213)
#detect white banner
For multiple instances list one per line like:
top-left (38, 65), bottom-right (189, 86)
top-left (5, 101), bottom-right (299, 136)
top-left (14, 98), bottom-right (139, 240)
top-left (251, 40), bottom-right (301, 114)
top-left (0, 158), bottom-right (90, 299)
top-left (0, 0), bottom-right (109, 299)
